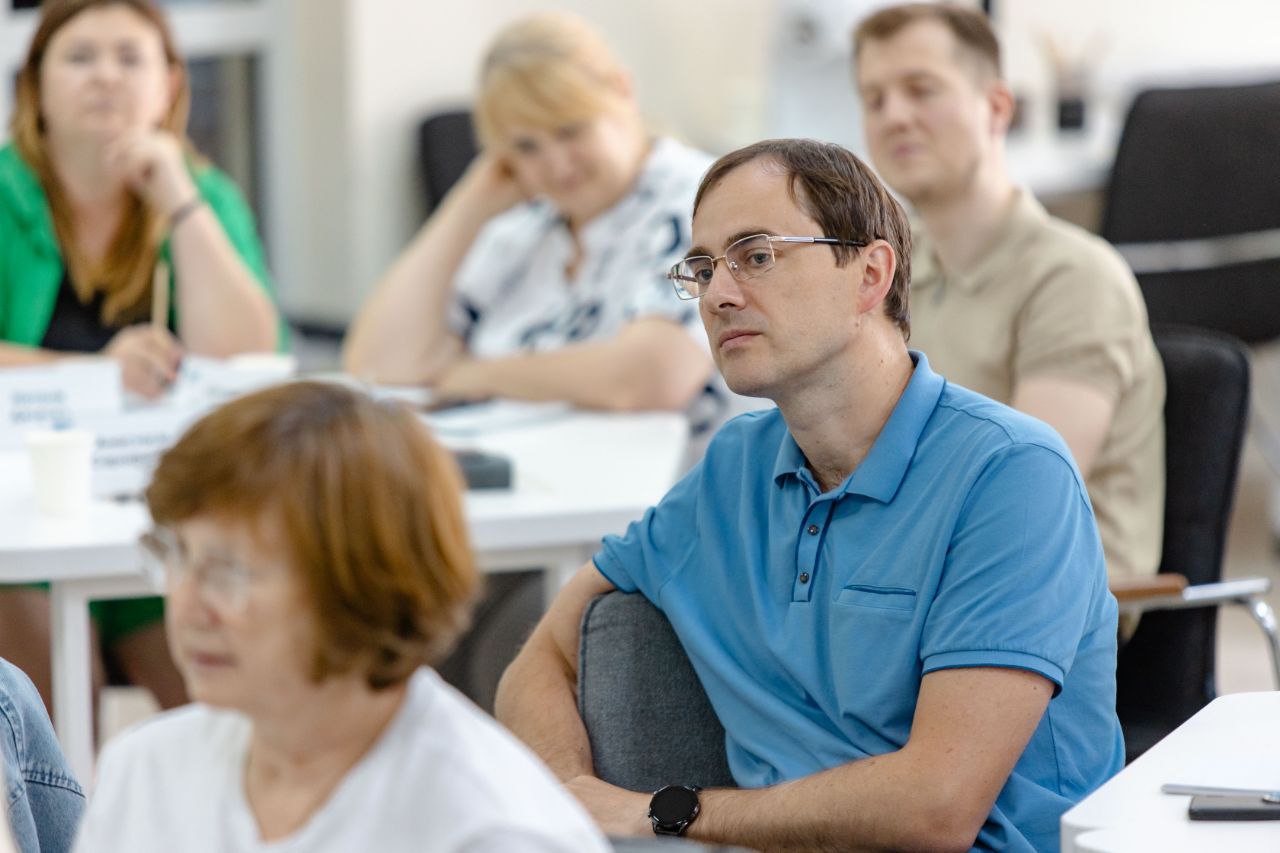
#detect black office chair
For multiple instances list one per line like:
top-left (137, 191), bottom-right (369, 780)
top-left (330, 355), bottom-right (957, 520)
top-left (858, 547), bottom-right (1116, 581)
top-left (1102, 80), bottom-right (1280, 605)
top-left (1113, 324), bottom-right (1277, 761)
top-left (1100, 81), bottom-right (1280, 344)
top-left (417, 108), bottom-right (478, 216)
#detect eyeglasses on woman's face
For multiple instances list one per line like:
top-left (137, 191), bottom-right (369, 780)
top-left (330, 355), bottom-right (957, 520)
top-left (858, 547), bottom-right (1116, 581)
top-left (139, 526), bottom-right (261, 613)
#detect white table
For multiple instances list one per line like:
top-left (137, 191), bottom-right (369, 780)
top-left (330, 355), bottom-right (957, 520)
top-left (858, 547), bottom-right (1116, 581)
top-left (1061, 692), bottom-right (1280, 852)
top-left (0, 408), bottom-right (688, 784)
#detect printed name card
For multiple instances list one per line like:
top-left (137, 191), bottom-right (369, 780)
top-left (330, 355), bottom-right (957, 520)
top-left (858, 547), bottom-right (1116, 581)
top-left (168, 353), bottom-right (298, 413)
top-left (1, 354), bottom-right (295, 494)
top-left (87, 408), bottom-right (202, 499)
top-left (90, 353), bottom-right (296, 497)
top-left (0, 361), bottom-right (124, 449)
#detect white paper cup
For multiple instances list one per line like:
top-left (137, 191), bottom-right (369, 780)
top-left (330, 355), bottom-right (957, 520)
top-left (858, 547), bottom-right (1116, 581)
top-left (25, 429), bottom-right (95, 516)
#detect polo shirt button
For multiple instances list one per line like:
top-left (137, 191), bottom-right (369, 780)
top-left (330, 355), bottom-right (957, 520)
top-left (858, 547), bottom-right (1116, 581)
top-left (806, 525), bottom-right (819, 535)
top-left (799, 572), bottom-right (810, 584)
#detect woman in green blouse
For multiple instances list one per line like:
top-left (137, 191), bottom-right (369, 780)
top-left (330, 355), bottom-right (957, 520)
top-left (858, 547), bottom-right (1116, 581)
top-left (0, 0), bottom-right (283, 711)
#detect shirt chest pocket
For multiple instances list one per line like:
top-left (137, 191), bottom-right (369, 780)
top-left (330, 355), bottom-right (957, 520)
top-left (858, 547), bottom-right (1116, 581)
top-left (834, 584), bottom-right (918, 613)
top-left (827, 583), bottom-right (923, 731)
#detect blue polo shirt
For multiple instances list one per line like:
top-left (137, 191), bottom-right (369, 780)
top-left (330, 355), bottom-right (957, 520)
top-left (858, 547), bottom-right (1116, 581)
top-left (594, 352), bottom-right (1123, 853)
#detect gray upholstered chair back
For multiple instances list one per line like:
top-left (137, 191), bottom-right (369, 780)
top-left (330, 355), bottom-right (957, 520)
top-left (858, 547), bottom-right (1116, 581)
top-left (578, 591), bottom-right (735, 792)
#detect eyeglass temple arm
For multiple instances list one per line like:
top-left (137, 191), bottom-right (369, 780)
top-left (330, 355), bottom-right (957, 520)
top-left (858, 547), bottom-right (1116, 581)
top-left (770, 237), bottom-right (867, 247)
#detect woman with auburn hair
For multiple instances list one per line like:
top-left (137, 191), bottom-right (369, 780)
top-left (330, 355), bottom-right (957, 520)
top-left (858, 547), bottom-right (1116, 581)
top-left (73, 382), bottom-right (609, 852)
top-left (0, 0), bottom-right (282, 713)
top-left (344, 12), bottom-right (719, 423)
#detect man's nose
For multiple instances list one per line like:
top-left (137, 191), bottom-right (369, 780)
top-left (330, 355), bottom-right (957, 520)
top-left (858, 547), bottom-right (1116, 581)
top-left (877, 91), bottom-right (913, 129)
top-left (703, 261), bottom-right (746, 313)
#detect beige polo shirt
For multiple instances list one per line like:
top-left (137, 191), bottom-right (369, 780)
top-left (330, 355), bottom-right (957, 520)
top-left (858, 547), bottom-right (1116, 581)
top-left (909, 190), bottom-right (1165, 585)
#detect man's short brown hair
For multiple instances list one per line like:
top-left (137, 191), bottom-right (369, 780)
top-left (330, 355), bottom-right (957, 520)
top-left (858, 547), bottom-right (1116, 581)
top-left (853, 3), bottom-right (1002, 80)
top-left (692, 139), bottom-right (912, 339)
top-left (146, 381), bottom-right (478, 690)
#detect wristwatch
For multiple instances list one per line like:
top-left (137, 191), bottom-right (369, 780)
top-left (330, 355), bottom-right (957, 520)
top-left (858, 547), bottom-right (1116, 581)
top-left (649, 785), bottom-right (702, 836)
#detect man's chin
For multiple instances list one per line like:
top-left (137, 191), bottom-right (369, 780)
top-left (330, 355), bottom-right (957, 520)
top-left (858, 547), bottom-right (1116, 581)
top-left (882, 172), bottom-right (932, 204)
top-left (721, 371), bottom-right (772, 401)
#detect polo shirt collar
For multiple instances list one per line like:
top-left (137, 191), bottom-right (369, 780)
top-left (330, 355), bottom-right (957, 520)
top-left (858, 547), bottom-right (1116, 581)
top-left (772, 351), bottom-right (946, 503)
top-left (913, 188), bottom-right (1048, 296)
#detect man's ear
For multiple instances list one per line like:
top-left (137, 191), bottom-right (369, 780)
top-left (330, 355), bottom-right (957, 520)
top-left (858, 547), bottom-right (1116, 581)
top-left (856, 240), bottom-right (897, 317)
top-left (987, 79), bottom-right (1015, 137)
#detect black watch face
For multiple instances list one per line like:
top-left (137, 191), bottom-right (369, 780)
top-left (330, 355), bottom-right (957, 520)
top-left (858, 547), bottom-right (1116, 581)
top-left (651, 786), bottom-right (699, 824)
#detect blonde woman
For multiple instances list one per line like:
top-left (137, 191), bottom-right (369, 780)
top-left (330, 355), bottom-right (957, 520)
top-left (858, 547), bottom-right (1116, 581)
top-left (345, 13), bottom-right (719, 423)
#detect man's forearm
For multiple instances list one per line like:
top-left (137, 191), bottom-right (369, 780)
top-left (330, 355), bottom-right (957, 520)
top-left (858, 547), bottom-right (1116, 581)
top-left (685, 750), bottom-right (981, 853)
top-left (494, 633), bottom-right (595, 781)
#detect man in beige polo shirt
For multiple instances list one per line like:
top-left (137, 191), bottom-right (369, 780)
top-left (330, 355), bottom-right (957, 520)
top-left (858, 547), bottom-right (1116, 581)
top-left (853, 3), bottom-right (1165, 608)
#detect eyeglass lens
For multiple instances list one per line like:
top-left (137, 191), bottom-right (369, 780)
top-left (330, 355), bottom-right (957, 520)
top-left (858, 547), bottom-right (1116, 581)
top-left (139, 529), bottom-right (250, 609)
top-left (673, 235), bottom-right (776, 298)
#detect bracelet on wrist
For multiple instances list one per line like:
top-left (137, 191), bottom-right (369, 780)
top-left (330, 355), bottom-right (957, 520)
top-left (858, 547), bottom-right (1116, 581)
top-left (168, 195), bottom-right (205, 231)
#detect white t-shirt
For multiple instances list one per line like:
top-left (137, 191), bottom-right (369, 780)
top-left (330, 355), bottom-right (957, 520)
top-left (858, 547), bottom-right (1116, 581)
top-left (73, 669), bottom-right (610, 853)
top-left (449, 137), bottom-right (728, 433)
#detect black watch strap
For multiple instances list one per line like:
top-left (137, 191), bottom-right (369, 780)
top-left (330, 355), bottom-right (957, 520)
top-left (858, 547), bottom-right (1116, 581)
top-left (649, 785), bottom-right (702, 836)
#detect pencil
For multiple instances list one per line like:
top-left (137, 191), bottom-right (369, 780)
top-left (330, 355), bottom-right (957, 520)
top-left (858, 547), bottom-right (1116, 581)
top-left (151, 259), bottom-right (169, 330)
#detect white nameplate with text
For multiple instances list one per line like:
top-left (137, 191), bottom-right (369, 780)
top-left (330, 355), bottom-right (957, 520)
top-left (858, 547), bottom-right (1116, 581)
top-left (0, 361), bottom-right (124, 449)
top-left (86, 408), bottom-right (203, 499)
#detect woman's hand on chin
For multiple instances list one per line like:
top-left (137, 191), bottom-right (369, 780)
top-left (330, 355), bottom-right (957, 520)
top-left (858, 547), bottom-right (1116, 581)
top-left (104, 129), bottom-right (198, 217)
top-left (446, 153), bottom-right (530, 223)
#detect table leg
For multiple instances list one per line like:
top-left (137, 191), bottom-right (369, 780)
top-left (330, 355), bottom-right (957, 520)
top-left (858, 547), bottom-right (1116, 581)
top-left (47, 574), bottom-right (154, 786)
top-left (50, 581), bottom-right (95, 786)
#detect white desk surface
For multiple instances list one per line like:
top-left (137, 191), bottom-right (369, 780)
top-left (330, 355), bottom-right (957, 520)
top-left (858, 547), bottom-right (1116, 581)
top-left (1061, 692), bottom-right (1280, 853)
top-left (448, 409), bottom-right (687, 558)
top-left (0, 408), bottom-right (688, 580)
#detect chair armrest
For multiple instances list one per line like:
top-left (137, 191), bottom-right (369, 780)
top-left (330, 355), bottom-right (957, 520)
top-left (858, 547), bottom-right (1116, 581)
top-left (1110, 574), bottom-right (1189, 604)
top-left (1115, 576), bottom-right (1273, 613)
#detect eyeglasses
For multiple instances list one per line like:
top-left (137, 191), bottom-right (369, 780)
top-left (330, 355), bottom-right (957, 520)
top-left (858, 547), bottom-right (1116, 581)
top-left (667, 234), bottom-right (868, 300)
top-left (138, 527), bottom-right (258, 613)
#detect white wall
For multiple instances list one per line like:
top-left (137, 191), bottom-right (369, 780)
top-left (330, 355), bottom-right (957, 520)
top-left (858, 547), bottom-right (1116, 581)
top-left (268, 0), bottom-right (350, 321)
top-left (1001, 0), bottom-right (1280, 92)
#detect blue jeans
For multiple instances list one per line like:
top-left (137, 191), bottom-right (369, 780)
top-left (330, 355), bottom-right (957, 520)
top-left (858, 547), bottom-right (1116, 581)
top-left (0, 660), bottom-right (84, 853)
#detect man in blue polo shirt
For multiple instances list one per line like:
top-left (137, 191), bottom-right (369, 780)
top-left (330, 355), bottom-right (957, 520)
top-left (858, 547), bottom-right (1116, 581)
top-left (496, 138), bottom-right (1123, 852)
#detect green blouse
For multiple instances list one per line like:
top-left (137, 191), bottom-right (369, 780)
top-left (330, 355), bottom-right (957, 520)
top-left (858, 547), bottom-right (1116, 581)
top-left (0, 142), bottom-right (286, 349)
